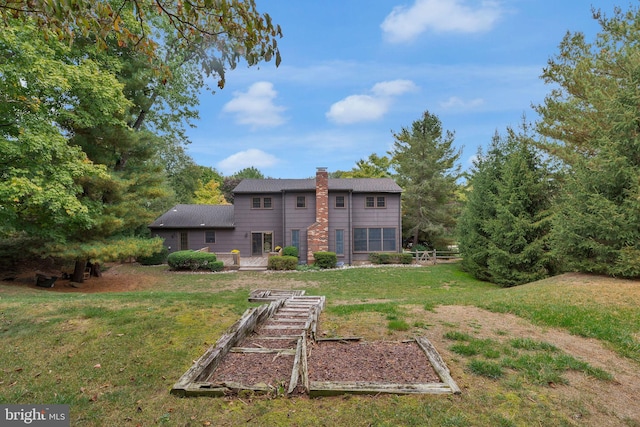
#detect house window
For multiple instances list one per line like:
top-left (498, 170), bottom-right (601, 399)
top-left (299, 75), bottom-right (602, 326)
top-left (291, 229), bottom-right (300, 253)
top-left (335, 229), bottom-right (344, 255)
top-left (252, 197), bottom-right (273, 209)
top-left (296, 196), bottom-right (306, 208)
top-left (365, 196), bottom-right (375, 208)
top-left (353, 228), bottom-right (396, 252)
top-left (205, 231), bottom-right (215, 243)
top-left (335, 196), bottom-right (345, 208)
top-left (365, 196), bottom-right (386, 208)
top-left (364, 196), bottom-right (387, 208)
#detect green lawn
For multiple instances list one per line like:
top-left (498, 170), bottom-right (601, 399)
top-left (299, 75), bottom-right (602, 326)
top-left (1, 263), bottom-right (638, 426)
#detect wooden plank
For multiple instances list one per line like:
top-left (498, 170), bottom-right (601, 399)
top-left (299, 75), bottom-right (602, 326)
top-left (230, 348), bottom-right (296, 355)
top-left (287, 338), bottom-right (303, 394)
top-left (315, 337), bottom-right (362, 342)
top-left (415, 337), bottom-right (461, 394)
top-left (261, 324), bottom-right (306, 329)
top-left (247, 335), bottom-right (304, 340)
top-left (309, 381), bottom-right (454, 397)
top-left (301, 336), bottom-right (309, 392)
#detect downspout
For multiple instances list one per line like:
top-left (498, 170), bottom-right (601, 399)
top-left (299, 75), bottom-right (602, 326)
top-left (398, 192), bottom-right (403, 254)
top-left (348, 190), bottom-right (353, 266)
top-left (282, 190), bottom-right (286, 247)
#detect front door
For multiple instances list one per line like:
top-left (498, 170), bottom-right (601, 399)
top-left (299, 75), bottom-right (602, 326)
top-left (251, 232), bottom-right (273, 256)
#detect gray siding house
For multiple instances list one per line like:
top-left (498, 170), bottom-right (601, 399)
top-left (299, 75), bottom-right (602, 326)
top-left (149, 168), bottom-right (403, 264)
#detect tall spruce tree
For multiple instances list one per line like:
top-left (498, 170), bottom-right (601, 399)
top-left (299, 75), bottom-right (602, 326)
top-left (457, 134), bottom-right (504, 281)
top-left (389, 111), bottom-right (461, 248)
top-left (458, 123), bottom-right (556, 286)
top-left (535, 6), bottom-right (640, 277)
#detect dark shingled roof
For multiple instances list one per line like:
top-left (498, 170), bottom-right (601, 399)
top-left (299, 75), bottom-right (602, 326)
top-left (233, 178), bottom-right (402, 193)
top-left (149, 204), bottom-right (235, 229)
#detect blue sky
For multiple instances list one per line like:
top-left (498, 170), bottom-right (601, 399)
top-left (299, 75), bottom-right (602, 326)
top-left (185, 0), bottom-right (610, 179)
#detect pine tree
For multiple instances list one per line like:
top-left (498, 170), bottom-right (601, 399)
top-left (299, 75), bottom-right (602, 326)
top-left (535, 6), bottom-right (640, 277)
top-left (457, 134), bottom-right (503, 281)
top-left (458, 124), bottom-right (557, 286)
top-left (389, 111), bottom-right (461, 248)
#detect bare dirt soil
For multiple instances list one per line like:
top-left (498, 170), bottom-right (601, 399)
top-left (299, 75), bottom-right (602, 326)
top-left (1, 263), bottom-right (156, 293)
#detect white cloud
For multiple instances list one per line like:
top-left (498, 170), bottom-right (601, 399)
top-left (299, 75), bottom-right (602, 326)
top-left (381, 0), bottom-right (503, 43)
top-left (326, 79), bottom-right (418, 124)
top-left (326, 95), bottom-right (389, 125)
top-left (222, 81), bottom-right (286, 129)
top-left (371, 79), bottom-right (418, 97)
top-left (217, 149), bottom-right (280, 174)
top-left (440, 96), bottom-right (485, 110)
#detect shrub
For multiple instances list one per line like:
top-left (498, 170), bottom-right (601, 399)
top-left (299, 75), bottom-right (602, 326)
top-left (368, 252), bottom-right (414, 265)
top-left (268, 255), bottom-right (298, 271)
top-left (282, 245), bottom-right (298, 258)
top-left (313, 251), bottom-right (337, 269)
top-left (167, 250), bottom-right (223, 272)
top-left (137, 246), bottom-right (169, 265)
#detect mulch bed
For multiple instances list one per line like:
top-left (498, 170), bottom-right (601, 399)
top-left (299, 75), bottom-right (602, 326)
top-left (207, 352), bottom-right (295, 389)
top-left (307, 340), bottom-right (441, 383)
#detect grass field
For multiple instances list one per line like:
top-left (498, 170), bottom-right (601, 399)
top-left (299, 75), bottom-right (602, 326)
top-left (1, 263), bottom-right (639, 426)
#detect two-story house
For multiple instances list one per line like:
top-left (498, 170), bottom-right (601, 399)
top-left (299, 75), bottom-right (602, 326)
top-left (149, 168), bottom-right (403, 264)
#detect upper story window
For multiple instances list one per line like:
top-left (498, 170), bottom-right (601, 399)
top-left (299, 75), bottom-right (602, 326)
top-left (205, 231), bottom-right (216, 243)
top-left (296, 196), bottom-right (306, 208)
top-left (252, 196), bottom-right (273, 209)
top-left (365, 196), bottom-right (386, 208)
top-left (335, 195), bottom-right (345, 208)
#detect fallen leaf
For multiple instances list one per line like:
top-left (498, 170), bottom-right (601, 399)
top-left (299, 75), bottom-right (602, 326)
top-left (14, 368), bottom-right (23, 372)
top-left (90, 394), bottom-right (98, 402)
top-left (203, 422), bottom-right (211, 426)
top-left (94, 364), bottom-right (101, 369)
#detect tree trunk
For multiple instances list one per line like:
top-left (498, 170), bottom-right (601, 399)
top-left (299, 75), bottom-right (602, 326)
top-left (72, 258), bottom-right (86, 283)
top-left (92, 262), bottom-right (102, 277)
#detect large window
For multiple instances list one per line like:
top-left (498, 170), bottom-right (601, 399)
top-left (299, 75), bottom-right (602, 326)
top-left (353, 228), bottom-right (396, 252)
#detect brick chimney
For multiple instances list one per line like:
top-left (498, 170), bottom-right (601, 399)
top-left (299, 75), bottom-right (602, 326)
top-left (307, 167), bottom-right (329, 263)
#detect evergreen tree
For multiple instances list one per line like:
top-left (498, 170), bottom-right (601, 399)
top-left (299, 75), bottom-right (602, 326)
top-left (389, 111), bottom-right (461, 248)
top-left (457, 134), bottom-right (504, 281)
top-left (458, 124), bottom-right (557, 286)
top-left (535, 5), bottom-right (640, 277)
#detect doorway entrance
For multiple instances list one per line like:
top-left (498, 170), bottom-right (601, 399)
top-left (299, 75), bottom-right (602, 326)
top-left (251, 232), bottom-right (273, 256)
